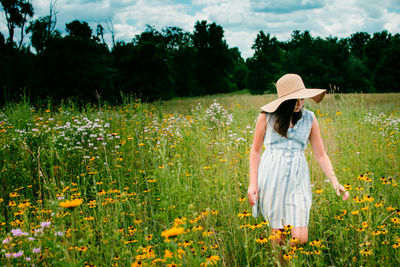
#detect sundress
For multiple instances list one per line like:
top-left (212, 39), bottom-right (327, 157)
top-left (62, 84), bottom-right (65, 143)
top-left (252, 108), bottom-right (315, 229)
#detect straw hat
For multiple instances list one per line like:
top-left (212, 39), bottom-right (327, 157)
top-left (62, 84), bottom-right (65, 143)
top-left (260, 74), bottom-right (326, 113)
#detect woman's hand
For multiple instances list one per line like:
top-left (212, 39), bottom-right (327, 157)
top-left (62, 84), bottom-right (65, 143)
top-left (333, 182), bottom-right (349, 201)
top-left (247, 184), bottom-right (258, 206)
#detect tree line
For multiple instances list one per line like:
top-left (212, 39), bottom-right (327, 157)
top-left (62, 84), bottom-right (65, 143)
top-left (1, 0), bottom-right (399, 105)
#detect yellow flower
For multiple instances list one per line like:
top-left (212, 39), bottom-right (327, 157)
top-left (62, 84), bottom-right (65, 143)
top-left (315, 189), bottom-right (323, 194)
top-left (131, 261), bottom-right (144, 267)
top-left (390, 217), bottom-right (400, 224)
top-left (372, 230), bottom-right (381, 236)
top-left (237, 211), bottom-right (251, 218)
top-left (360, 248), bottom-right (373, 256)
top-left (164, 249), bottom-right (173, 258)
top-left (161, 227), bottom-right (184, 238)
top-left (256, 237), bottom-right (268, 244)
top-left (351, 210), bottom-right (359, 215)
top-left (363, 195), bottom-right (374, 202)
top-left (203, 230), bottom-right (213, 237)
top-left (200, 255), bottom-right (220, 266)
top-left (392, 243), bottom-right (400, 249)
top-left (283, 254), bottom-right (292, 261)
top-left (59, 199), bottom-right (83, 208)
top-left (248, 223), bottom-right (263, 230)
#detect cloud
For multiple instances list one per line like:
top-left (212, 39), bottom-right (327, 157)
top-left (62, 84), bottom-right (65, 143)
top-left (250, 0), bottom-right (325, 13)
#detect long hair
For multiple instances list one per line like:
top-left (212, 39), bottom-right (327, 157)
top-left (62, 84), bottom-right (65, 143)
top-left (271, 99), bottom-right (302, 138)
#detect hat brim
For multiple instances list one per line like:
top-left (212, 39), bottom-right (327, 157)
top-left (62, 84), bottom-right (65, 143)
top-left (260, 88), bottom-right (326, 113)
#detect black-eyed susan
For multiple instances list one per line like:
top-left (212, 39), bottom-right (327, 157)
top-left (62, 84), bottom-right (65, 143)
top-left (59, 199), bottom-right (83, 209)
top-left (131, 261), bottom-right (144, 267)
top-left (359, 248), bottom-right (373, 256)
top-left (248, 223), bottom-right (263, 230)
top-left (390, 217), bottom-right (400, 224)
top-left (237, 211), bottom-right (251, 218)
top-left (200, 255), bottom-right (220, 266)
top-left (179, 240), bottom-right (192, 247)
top-left (283, 254), bottom-right (292, 261)
top-left (203, 230), bottom-right (213, 237)
top-left (161, 227), bottom-right (184, 238)
top-left (371, 230), bottom-right (381, 236)
top-left (256, 236), bottom-right (268, 244)
top-left (382, 240), bottom-right (390, 245)
top-left (363, 195), bottom-right (374, 202)
top-left (378, 224), bottom-right (387, 229)
top-left (344, 183), bottom-right (352, 191)
top-left (164, 249), bottom-right (173, 258)
top-left (334, 215), bottom-right (343, 221)
top-left (392, 243), bottom-right (400, 248)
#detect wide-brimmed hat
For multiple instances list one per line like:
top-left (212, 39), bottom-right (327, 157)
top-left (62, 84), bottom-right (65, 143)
top-left (260, 74), bottom-right (326, 113)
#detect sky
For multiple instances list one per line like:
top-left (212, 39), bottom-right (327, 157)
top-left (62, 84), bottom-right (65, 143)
top-left (1, 0), bottom-right (399, 58)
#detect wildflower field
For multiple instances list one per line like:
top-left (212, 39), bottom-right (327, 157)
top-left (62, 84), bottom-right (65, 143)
top-left (0, 93), bottom-right (399, 266)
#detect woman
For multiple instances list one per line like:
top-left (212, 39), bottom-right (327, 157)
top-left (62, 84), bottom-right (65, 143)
top-left (247, 73), bottom-right (349, 245)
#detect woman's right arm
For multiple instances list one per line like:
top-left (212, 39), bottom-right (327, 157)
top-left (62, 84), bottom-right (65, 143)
top-left (248, 113), bottom-right (267, 206)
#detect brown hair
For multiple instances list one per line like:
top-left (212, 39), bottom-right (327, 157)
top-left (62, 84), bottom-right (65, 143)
top-left (268, 99), bottom-right (302, 138)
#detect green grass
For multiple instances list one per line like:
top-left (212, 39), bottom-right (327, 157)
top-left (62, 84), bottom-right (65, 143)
top-left (0, 93), bottom-right (399, 266)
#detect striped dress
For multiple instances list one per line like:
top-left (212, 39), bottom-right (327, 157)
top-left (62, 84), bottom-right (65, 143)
top-left (252, 108), bottom-right (314, 229)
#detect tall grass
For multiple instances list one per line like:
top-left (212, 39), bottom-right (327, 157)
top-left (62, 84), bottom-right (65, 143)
top-left (0, 93), bottom-right (399, 266)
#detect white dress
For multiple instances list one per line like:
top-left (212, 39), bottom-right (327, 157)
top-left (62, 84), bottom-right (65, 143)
top-left (252, 108), bottom-right (314, 229)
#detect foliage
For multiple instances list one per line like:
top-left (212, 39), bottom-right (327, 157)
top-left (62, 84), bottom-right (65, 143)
top-left (1, 3), bottom-right (400, 104)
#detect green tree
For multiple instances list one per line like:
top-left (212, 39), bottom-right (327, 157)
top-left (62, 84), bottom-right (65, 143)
top-left (26, 15), bottom-right (60, 54)
top-left (0, 0), bottom-right (34, 48)
top-left (33, 20), bottom-right (112, 102)
top-left (193, 20), bottom-right (236, 95)
top-left (247, 31), bottom-right (283, 94)
top-left (66, 20), bottom-right (93, 40)
top-left (112, 26), bottom-right (174, 101)
top-left (373, 34), bottom-right (400, 92)
top-left (348, 32), bottom-right (370, 59)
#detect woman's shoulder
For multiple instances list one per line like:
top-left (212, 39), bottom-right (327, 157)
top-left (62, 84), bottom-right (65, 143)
top-left (302, 108), bottom-right (315, 121)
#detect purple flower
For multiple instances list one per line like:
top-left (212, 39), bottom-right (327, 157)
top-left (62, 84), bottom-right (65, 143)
top-left (54, 231), bottom-right (64, 237)
top-left (11, 228), bottom-right (29, 237)
top-left (5, 253), bottom-right (11, 258)
top-left (34, 228), bottom-right (44, 236)
top-left (32, 247), bottom-right (41, 254)
top-left (2, 236), bottom-right (12, 244)
top-left (25, 257), bottom-right (31, 261)
top-left (12, 251), bottom-right (24, 258)
top-left (27, 237), bottom-right (36, 241)
top-left (40, 221), bottom-right (51, 228)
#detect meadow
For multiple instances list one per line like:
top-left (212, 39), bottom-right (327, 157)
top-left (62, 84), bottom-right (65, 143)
top-left (0, 92), bottom-right (399, 266)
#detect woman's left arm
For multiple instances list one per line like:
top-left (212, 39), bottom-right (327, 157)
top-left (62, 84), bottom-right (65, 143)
top-left (309, 115), bottom-right (349, 201)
